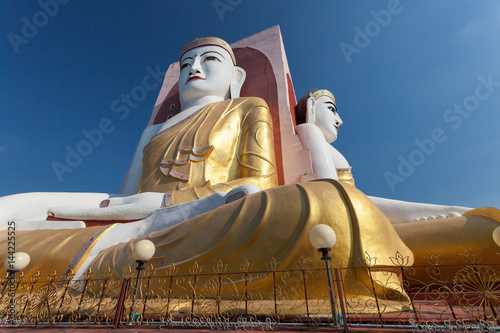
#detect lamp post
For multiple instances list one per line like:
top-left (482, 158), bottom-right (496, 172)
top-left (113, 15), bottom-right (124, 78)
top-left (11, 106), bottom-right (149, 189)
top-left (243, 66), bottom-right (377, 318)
top-left (2, 252), bottom-right (30, 321)
top-left (309, 224), bottom-right (340, 327)
top-left (127, 240), bottom-right (155, 325)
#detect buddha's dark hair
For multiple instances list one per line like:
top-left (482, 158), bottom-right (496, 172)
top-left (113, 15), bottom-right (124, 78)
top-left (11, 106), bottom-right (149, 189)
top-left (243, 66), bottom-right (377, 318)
top-left (295, 89), bottom-right (320, 125)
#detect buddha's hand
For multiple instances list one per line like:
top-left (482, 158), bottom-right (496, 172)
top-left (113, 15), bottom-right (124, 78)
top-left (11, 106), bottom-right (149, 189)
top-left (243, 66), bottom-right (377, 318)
top-left (48, 192), bottom-right (165, 221)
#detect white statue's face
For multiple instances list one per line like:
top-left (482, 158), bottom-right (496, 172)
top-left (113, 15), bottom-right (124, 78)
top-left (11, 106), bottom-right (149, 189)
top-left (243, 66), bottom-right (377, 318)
top-left (179, 45), bottom-right (234, 105)
top-left (314, 95), bottom-right (342, 143)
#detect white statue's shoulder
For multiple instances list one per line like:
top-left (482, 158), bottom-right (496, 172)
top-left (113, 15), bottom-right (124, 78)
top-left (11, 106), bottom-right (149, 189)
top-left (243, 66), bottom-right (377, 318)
top-left (327, 145), bottom-right (350, 169)
top-left (122, 123), bottom-right (163, 195)
top-left (295, 123), bottom-right (324, 145)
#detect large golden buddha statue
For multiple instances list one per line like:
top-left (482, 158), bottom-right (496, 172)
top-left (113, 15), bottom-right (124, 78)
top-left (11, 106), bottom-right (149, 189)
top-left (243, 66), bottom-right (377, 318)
top-left (0, 37), bottom-right (414, 302)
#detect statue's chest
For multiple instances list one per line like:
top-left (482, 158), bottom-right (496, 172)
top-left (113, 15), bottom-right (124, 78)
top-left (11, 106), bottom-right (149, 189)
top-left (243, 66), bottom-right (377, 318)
top-left (150, 105), bottom-right (242, 189)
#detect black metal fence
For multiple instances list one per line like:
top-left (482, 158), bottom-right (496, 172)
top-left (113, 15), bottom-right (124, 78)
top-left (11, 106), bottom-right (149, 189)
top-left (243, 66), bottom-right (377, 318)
top-left (0, 249), bottom-right (499, 331)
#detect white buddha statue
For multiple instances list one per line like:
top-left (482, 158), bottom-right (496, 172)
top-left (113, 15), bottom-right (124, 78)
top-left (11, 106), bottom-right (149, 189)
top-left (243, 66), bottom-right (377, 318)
top-left (294, 89), bottom-right (471, 224)
top-left (295, 89), bottom-right (353, 184)
top-left (293, 89), bottom-right (500, 279)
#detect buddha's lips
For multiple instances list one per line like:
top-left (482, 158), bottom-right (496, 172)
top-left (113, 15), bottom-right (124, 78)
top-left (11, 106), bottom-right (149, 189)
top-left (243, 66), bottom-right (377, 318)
top-left (186, 76), bottom-right (204, 83)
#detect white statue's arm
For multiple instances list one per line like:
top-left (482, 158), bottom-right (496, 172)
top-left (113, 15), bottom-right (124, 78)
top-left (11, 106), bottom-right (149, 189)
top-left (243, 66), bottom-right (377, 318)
top-left (0, 125), bottom-right (163, 228)
top-left (48, 192), bottom-right (166, 220)
top-left (368, 196), bottom-right (472, 224)
top-left (73, 184), bottom-right (261, 280)
top-left (121, 124), bottom-right (161, 195)
top-left (45, 124), bottom-right (163, 221)
top-left (328, 145), bottom-right (350, 169)
top-left (0, 192), bottom-right (110, 230)
top-left (296, 123), bottom-right (338, 179)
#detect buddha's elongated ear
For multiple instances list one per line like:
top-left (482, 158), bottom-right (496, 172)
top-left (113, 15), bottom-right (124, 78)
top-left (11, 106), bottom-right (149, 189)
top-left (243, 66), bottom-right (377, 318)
top-left (230, 66), bottom-right (246, 99)
top-left (306, 97), bottom-right (316, 124)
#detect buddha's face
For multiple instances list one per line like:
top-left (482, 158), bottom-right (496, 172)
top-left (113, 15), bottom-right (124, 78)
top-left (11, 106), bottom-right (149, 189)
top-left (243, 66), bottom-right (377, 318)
top-left (179, 45), bottom-right (234, 105)
top-left (314, 95), bottom-right (342, 143)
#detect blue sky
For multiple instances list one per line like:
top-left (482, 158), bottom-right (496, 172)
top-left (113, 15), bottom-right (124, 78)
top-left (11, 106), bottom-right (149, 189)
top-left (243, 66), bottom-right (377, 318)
top-left (1, 1), bottom-right (499, 209)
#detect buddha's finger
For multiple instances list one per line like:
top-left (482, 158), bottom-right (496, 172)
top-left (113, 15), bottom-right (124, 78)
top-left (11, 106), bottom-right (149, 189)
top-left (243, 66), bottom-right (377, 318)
top-left (100, 197), bottom-right (127, 207)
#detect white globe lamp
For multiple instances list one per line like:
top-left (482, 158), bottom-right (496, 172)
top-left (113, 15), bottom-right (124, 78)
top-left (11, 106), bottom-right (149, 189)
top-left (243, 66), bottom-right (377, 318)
top-left (132, 240), bottom-right (155, 262)
top-left (4, 252), bottom-right (30, 272)
top-left (1, 252), bottom-right (30, 306)
top-left (310, 224), bottom-right (337, 252)
top-left (493, 226), bottom-right (500, 248)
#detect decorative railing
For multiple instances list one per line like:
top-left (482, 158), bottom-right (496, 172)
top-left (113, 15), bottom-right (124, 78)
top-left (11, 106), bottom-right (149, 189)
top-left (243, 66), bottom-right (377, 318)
top-left (0, 249), bottom-right (499, 331)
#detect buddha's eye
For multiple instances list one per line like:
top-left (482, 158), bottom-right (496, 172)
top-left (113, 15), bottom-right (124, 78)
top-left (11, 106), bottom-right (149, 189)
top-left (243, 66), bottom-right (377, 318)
top-left (181, 63), bottom-right (190, 70)
top-left (204, 56), bottom-right (221, 63)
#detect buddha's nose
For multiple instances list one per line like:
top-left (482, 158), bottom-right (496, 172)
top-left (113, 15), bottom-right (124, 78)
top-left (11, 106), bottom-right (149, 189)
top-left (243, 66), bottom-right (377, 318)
top-left (190, 57), bottom-right (202, 75)
top-left (336, 116), bottom-right (343, 127)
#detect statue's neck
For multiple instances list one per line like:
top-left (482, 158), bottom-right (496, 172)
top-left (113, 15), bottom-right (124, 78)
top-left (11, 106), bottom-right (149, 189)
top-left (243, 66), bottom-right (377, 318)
top-left (181, 96), bottom-right (225, 111)
top-left (158, 96), bottom-right (226, 133)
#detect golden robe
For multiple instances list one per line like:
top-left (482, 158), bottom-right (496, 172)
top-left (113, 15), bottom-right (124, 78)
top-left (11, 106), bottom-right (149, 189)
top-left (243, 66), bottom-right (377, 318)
top-left (138, 97), bottom-right (278, 205)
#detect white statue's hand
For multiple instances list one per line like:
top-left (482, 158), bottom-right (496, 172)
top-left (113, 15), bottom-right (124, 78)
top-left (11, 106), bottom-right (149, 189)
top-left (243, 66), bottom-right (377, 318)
top-left (48, 192), bottom-right (165, 221)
